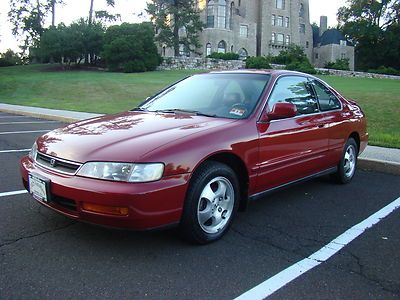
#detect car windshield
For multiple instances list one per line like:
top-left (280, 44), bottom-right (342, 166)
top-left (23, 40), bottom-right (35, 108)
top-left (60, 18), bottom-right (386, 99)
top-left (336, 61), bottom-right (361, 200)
top-left (139, 73), bottom-right (271, 119)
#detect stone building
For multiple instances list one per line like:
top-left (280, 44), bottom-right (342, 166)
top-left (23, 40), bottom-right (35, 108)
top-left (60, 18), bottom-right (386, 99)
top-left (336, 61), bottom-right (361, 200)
top-left (160, 0), bottom-right (354, 70)
top-left (312, 16), bottom-right (355, 70)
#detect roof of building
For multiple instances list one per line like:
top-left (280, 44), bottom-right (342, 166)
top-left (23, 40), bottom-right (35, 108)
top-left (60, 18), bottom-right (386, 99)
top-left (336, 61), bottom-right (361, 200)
top-left (320, 29), bottom-right (353, 46)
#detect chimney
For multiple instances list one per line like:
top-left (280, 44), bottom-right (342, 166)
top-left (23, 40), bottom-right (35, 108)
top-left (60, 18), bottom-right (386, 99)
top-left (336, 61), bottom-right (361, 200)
top-left (320, 16), bottom-right (328, 36)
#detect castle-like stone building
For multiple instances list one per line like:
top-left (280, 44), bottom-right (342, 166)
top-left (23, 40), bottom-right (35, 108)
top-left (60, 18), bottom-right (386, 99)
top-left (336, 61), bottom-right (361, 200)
top-left (161, 0), bottom-right (355, 70)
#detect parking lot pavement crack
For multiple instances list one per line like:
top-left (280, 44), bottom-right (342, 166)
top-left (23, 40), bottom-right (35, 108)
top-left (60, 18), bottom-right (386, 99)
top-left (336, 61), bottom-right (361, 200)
top-left (341, 250), bottom-right (400, 296)
top-left (0, 222), bottom-right (75, 249)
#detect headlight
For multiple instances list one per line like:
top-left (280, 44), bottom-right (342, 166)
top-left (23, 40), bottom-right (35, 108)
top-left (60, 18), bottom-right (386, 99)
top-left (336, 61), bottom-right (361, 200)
top-left (29, 143), bottom-right (38, 161)
top-left (76, 162), bottom-right (164, 183)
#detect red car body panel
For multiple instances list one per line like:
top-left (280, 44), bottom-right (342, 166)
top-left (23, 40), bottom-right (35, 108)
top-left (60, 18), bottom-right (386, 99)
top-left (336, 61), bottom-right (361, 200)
top-left (20, 70), bottom-right (368, 230)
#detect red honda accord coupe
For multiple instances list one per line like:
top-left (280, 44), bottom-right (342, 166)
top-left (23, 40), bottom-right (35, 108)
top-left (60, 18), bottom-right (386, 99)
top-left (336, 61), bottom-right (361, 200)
top-left (20, 70), bottom-right (367, 243)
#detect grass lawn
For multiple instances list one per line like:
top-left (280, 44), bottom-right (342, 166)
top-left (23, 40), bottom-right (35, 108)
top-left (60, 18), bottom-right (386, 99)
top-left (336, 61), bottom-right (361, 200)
top-left (0, 64), bottom-right (399, 148)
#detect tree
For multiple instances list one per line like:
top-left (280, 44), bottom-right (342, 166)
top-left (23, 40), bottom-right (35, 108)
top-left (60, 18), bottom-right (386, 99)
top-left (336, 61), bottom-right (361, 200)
top-left (146, 0), bottom-right (204, 57)
top-left (102, 22), bottom-right (161, 72)
top-left (8, 0), bottom-right (63, 50)
top-left (338, 0), bottom-right (400, 70)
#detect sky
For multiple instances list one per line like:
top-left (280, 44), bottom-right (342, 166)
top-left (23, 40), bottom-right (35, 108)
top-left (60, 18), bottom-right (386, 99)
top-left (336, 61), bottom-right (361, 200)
top-left (0, 0), bottom-right (347, 53)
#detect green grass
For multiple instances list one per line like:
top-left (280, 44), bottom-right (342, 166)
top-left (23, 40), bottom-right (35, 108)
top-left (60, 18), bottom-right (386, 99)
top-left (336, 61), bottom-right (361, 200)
top-left (0, 65), bottom-right (399, 148)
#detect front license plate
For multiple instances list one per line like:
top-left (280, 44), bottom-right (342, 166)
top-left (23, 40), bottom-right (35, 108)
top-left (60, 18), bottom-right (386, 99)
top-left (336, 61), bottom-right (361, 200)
top-left (29, 174), bottom-right (50, 203)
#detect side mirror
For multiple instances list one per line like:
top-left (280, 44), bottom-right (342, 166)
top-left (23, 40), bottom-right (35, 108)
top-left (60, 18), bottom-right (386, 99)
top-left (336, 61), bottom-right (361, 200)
top-left (261, 102), bottom-right (297, 122)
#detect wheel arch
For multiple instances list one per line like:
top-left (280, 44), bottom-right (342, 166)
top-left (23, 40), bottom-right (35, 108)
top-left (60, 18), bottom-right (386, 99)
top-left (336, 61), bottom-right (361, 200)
top-left (191, 151), bottom-right (250, 212)
top-left (349, 132), bottom-right (360, 154)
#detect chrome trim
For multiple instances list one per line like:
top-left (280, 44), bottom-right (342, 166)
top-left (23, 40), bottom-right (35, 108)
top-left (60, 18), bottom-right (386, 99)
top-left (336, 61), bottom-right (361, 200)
top-left (35, 152), bottom-right (82, 175)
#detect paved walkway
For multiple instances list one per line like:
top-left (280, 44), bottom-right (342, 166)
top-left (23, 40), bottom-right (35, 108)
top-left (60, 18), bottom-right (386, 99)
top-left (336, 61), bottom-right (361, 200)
top-left (0, 103), bottom-right (399, 175)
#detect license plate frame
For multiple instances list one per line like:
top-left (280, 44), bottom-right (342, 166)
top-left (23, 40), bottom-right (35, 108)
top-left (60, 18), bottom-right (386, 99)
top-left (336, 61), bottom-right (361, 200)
top-left (28, 173), bottom-right (51, 203)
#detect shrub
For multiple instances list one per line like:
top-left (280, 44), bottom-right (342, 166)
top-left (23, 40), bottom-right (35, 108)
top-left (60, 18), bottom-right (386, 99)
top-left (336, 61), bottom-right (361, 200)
top-left (368, 66), bottom-right (400, 76)
top-left (207, 52), bottom-right (240, 60)
top-left (123, 60), bottom-right (146, 73)
top-left (245, 56), bottom-right (271, 69)
top-left (0, 49), bottom-right (21, 67)
top-left (324, 58), bottom-right (350, 71)
top-left (286, 60), bottom-right (317, 74)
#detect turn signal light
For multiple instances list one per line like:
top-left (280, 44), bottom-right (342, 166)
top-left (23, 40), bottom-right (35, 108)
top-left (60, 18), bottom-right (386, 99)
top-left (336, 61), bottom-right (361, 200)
top-left (82, 202), bottom-right (129, 216)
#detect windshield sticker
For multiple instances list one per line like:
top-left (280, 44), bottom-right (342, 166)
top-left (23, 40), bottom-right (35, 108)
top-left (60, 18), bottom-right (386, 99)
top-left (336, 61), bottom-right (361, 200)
top-left (229, 108), bottom-right (246, 116)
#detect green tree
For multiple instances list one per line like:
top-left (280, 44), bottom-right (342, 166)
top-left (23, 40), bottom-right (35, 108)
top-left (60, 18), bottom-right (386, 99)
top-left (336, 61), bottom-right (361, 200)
top-left (102, 22), bottom-right (161, 72)
top-left (338, 0), bottom-right (400, 70)
top-left (146, 0), bottom-right (204, 57)
top-left (8, 0), bottom-right (63, 50)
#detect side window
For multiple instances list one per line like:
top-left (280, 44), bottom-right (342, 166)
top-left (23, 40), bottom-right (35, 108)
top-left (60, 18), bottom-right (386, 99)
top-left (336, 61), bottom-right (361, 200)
top-left (268, 76), bottom-right (318, 115)
top-left (311, 80), bottom-right (341, 111)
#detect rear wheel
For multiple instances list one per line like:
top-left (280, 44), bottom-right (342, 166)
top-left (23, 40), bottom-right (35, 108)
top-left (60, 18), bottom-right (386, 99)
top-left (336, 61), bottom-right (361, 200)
top-left (333, 138), bottom-right (358, 184)
top-left (180, 161), bottom-right (239, 244)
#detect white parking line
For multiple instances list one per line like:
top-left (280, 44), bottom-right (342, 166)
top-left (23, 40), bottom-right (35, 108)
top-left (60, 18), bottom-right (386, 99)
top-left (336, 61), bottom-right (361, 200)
top-left (0, 121), bottom-right (59, 125)
top-left (0, 130), bottom-right (49, 135)
top-left (0, 190), bottom-right (28, 197)
top-left (0, 149), bottom-right (31, 154)
top-left (235, 196), bottom-right (400, 300)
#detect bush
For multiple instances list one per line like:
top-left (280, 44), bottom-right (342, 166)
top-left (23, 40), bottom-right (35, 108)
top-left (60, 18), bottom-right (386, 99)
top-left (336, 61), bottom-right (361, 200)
top-left (207, 52), bottom-right (240, 60)
top-left (286, 60), bottom-right (317, 74)
top-left (123, 60), bottom-right (146, 73)
top-left (324, 58), bottom-right (350, 71)
top-left (102, 22), bottom-right (161, 72)
top-left (245, 56), bottom-right (271, 69)
top-left (0, 49), bottom-right (21, 67)
top-left (368, 66), bottom-right (400, 76)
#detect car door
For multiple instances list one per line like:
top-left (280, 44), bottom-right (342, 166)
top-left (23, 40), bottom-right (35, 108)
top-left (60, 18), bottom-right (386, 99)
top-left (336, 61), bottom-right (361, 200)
top-left (255, 75), bottom-right (331, 193)
top-left (310, 79), bottom-right (346, 166)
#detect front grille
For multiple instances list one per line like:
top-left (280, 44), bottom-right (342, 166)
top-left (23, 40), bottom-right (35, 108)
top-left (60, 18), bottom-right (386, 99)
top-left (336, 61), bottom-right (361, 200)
top-left (36, 152), bottom-right (82, 175)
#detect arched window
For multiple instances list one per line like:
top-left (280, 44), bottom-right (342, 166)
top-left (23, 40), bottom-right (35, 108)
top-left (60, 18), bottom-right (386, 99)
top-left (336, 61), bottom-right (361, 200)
top-left (230, 45), bottom-right (234, 52)
top-left (299, 3), bottom-right (305, 18)
top-left (206, 43), bottom-right (212, 56)
top-left (218, 40), bottom-right (226, 53)
top-left (238, 48), bottom-right (248, 59)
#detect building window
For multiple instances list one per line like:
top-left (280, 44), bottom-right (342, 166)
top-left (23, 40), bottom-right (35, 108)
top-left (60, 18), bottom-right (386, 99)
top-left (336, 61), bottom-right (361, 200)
top-left (206, 43), bottom-right (212, 56)
top-left (179, 44), bottom-right (190, 57)
top-left (277, 33), bottom-right (284, 45)
top-left (277, 16), bottom-right (283, 27)
top-left (284, 17), bottom-right (289, 28)
top-left (315, 53), bottom-right (319, 59)
top-left (276, 0), bottom-right (285, 9)
top-left (240, 24), bottom-right (248, 37)
top-left (299, 3), bottom-right (305, 18)
top-left (271, 33), bottom-right (276, 43)
top-left (306, 41), bottom-right (309, 48)
top-left (299, 23), bottom-right (305, 33)
top-left (285, 35), bottom-right (290, 45)
top-left (216, 0), bottom-right (227, 29)
top-left (207, 0), bottom-right (227, 29)
top-left (162, 46), bottom-right (166, 57)
top-left (341, 53), bottom-right (346, 59)
top-left (271, 14), bottom-right (276, 26)
top-left (238, 0), bottom-right (241, 6)
top-left (231, 45), bottom-right (234, 52)
top-left (218, 40), bottom-right (226, 53)
top-left (238, 48), bottom-right (248, 59)
top-left (340, 40), bottom-right (347, 46)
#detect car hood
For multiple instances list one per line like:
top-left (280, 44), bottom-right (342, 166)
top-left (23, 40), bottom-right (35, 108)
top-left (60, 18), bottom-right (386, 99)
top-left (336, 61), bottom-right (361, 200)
top-left (36, 111), bottom-right (235, 163)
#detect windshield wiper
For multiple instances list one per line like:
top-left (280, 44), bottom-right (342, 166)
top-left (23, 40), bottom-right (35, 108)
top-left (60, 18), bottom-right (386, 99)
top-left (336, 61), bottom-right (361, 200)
top-left (155, 109), bottom-right (217, 118)
top-left (131, 107), bottom-right (148, 112)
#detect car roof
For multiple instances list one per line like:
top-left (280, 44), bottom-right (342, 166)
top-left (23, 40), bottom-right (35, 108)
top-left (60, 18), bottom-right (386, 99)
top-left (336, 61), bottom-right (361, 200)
top-left (208, 69), bottom-right (313, 77)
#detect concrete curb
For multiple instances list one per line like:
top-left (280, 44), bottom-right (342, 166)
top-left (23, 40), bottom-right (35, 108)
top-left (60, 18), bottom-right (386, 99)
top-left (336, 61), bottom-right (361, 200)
top-left (1, 105), bottom-right (399, 176)
top-left (358, 158), bottom-right (400, 176)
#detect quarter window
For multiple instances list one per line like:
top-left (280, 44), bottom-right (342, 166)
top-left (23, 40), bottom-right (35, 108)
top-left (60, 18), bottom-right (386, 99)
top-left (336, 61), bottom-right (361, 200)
top-left (311, 80), bottom-right (341, 111)
top-left (268, 76), bottom-right (318, 115)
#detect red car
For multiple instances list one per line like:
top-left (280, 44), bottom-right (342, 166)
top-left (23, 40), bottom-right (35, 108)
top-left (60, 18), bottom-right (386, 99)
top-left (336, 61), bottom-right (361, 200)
top-left (20, 70), bottom-right (368, 244)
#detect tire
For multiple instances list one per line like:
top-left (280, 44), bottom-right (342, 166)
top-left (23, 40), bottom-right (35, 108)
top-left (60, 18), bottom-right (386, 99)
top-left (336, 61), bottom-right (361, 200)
top-left (332, 138), bottom-right (358, 184)
top-left (179, 161), bottom-right (240, 244)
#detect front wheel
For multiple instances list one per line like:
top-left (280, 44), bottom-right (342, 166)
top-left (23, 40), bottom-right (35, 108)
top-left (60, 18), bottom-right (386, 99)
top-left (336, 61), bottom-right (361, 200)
top-left (332, 138), bottom-right (358, 184)
top-left (179, 161), bottom-right (240, 244)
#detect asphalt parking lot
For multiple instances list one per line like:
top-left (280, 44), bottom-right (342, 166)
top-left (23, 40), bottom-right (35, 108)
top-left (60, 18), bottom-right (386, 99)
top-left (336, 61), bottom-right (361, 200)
top-left (0, 111), bottom-right (399, 299)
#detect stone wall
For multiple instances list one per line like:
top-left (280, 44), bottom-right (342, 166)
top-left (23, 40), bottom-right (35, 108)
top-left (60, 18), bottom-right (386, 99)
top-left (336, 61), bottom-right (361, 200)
top-left (157, 58), bottom-right (400, 80)
top-left (157, 57), bottom-right (245, 71)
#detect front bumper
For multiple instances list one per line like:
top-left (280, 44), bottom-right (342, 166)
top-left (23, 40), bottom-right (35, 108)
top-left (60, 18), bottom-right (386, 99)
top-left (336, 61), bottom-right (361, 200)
top-left (20, 156), bottom-right (190, 230)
